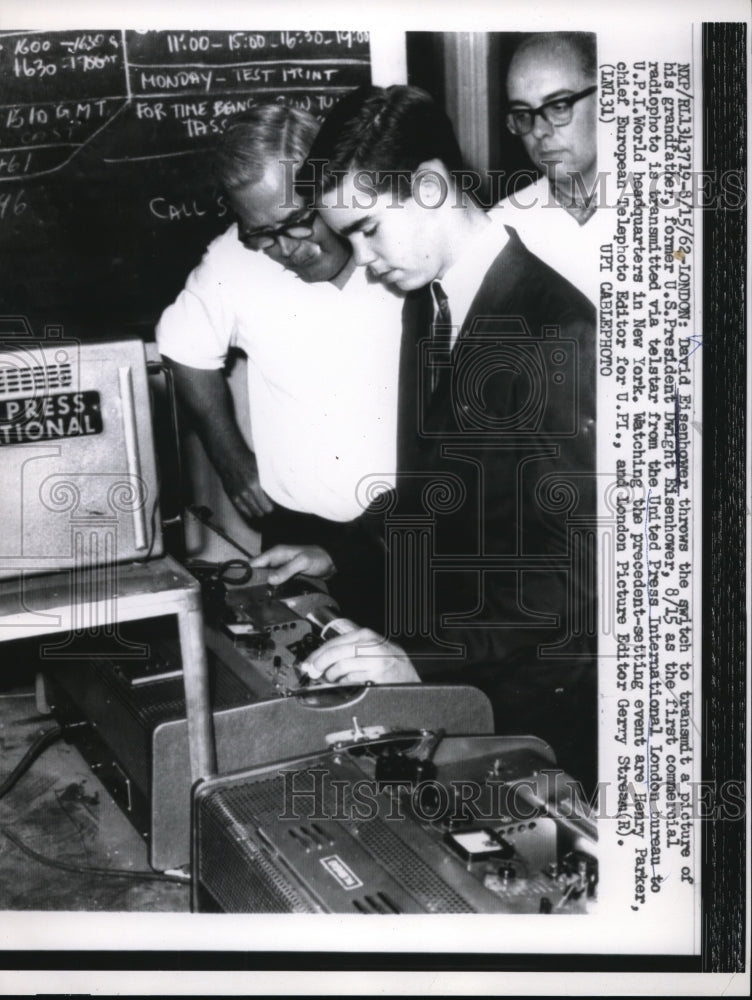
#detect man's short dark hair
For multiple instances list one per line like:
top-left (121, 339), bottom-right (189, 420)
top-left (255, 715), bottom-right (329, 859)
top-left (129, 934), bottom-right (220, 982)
top-left (299, 84), bottom-right (465, 202)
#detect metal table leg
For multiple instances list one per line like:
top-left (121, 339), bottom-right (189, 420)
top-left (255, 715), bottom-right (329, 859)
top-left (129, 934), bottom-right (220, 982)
top-left (176, 599), bottom-right (217, 782)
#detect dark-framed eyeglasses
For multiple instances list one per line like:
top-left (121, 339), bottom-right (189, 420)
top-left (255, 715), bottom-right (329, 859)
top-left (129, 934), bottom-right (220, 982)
top-left (237, 208), bottom-right (317, 251)
top-left (505, 85), bottom-right (597, 136)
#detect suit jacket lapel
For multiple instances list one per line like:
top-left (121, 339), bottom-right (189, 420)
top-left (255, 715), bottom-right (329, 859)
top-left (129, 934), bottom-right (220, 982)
top-left (456, 226), bottom-right (529, 339)
top-left (426, 228), bottom-right (522, 412)
top-left (399, 228), bottom-right (531, 447)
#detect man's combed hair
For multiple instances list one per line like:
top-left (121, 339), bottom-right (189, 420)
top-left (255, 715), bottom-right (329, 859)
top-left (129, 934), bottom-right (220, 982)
top-left (510, 32), bottom-right (597, 82)
top-left (298, 85), bottom-right (465, 202)
top-left (214, 103), bottom-right (320, 192)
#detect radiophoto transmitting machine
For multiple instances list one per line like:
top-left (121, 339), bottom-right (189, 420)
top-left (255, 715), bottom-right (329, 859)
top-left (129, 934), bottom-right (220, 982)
top-left (1, 333), bottom-right (597, 912)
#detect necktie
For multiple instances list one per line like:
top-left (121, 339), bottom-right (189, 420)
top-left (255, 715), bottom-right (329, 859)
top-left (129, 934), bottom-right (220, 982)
top-left (431, 280), bottom-right (452, 393)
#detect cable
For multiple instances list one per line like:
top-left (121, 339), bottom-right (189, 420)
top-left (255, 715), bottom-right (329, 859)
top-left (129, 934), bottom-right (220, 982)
top-left (187, 504), bottom-right (258, 561)
top-left (0, 725), bottom-right (188, 885)
top-left (0, 826), bottom-right (188, 884)
top-left (217, 558), bottom-right (253, 585)
top-left (144, 477), bottom-right (161, 560)
top-left (133, 468), bottom-right (161, 563)
top-left (0, 725), bottom-right (64, 800)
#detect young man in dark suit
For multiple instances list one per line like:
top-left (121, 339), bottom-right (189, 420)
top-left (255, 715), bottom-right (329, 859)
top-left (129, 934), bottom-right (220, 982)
top-left (253, 85), bottom-right (598, 788)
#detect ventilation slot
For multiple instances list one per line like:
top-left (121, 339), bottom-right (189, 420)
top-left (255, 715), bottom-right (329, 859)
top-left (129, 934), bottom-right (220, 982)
top-left (287, 823), bottom-right (334, 851)
top-left (0, 362), bottom-right (73, 398)
top-left (352, 893), bottom-right (403, 915)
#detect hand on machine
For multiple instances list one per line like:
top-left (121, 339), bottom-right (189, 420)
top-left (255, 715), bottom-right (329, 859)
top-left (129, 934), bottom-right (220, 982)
top-left (187, 511), bottom-right (418, 693)
top-left (251, 544), bottom-right (421, 686)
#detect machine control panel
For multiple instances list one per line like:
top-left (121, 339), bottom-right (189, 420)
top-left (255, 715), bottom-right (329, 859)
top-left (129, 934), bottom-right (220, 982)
top-left (189, 561), bottom-right (351, 697)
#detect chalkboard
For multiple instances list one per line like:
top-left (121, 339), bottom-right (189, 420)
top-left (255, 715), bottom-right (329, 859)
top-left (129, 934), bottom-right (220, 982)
top-left (0, 28), bottom-right (372, 335)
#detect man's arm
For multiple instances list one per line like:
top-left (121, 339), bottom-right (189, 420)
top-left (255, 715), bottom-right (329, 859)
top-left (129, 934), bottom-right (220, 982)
top-left (166, 359), bottom-right (274, 521)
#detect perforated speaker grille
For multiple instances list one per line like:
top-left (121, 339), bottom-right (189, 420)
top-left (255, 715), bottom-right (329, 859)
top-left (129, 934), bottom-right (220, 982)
top-left (198, 795), bottom-right (317, 914)
top-left (351, 804), bottom-right (475, 913)
top-left (197, 769), bottom-right (478, 914)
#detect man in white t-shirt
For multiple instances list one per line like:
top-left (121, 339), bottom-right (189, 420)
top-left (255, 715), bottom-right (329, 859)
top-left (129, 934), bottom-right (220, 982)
top-left (492, 32), bottom-right (607, 305)
top-left (156, 105), bottom-right (403, 624)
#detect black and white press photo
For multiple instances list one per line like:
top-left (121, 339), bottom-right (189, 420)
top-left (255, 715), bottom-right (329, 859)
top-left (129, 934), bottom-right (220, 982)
top-left (0, 0), bottom-right (746, 995)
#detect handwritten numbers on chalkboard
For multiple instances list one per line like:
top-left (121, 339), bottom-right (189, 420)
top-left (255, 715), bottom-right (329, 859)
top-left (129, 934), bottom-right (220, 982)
top-left (0, 28), bottom-right (372, 330)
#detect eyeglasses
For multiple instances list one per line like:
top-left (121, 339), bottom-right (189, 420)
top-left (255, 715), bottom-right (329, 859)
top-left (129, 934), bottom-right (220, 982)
top-left (237, 208), bottom-right (317, 251)
top-left (505, 85), bottom-right (597, 136)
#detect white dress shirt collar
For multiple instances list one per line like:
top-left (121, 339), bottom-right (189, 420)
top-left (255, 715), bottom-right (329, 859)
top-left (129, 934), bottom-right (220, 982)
top-left (432, 213), bottom-right (510, 346)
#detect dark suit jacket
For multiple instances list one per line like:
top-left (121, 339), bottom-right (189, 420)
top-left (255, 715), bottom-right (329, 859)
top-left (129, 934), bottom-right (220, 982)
top-left (334, 225), bottom-right (596, 695)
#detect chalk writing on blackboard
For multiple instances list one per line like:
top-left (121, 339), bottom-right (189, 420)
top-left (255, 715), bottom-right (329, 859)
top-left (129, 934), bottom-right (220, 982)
top-left (0, 28), bottom-right (371, 327)
top-left (1, 29), bottom-right (371, 179)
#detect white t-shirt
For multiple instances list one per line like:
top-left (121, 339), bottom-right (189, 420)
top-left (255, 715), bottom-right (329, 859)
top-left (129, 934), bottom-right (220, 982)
top-left (156, 226), bottom-right (404, 522)
top-left (491, 176), bottom-right (609, 307)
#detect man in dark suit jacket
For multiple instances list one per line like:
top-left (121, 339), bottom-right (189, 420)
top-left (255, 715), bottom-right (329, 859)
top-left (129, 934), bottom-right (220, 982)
top-left (252, 85), bottom-right (597, 787)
